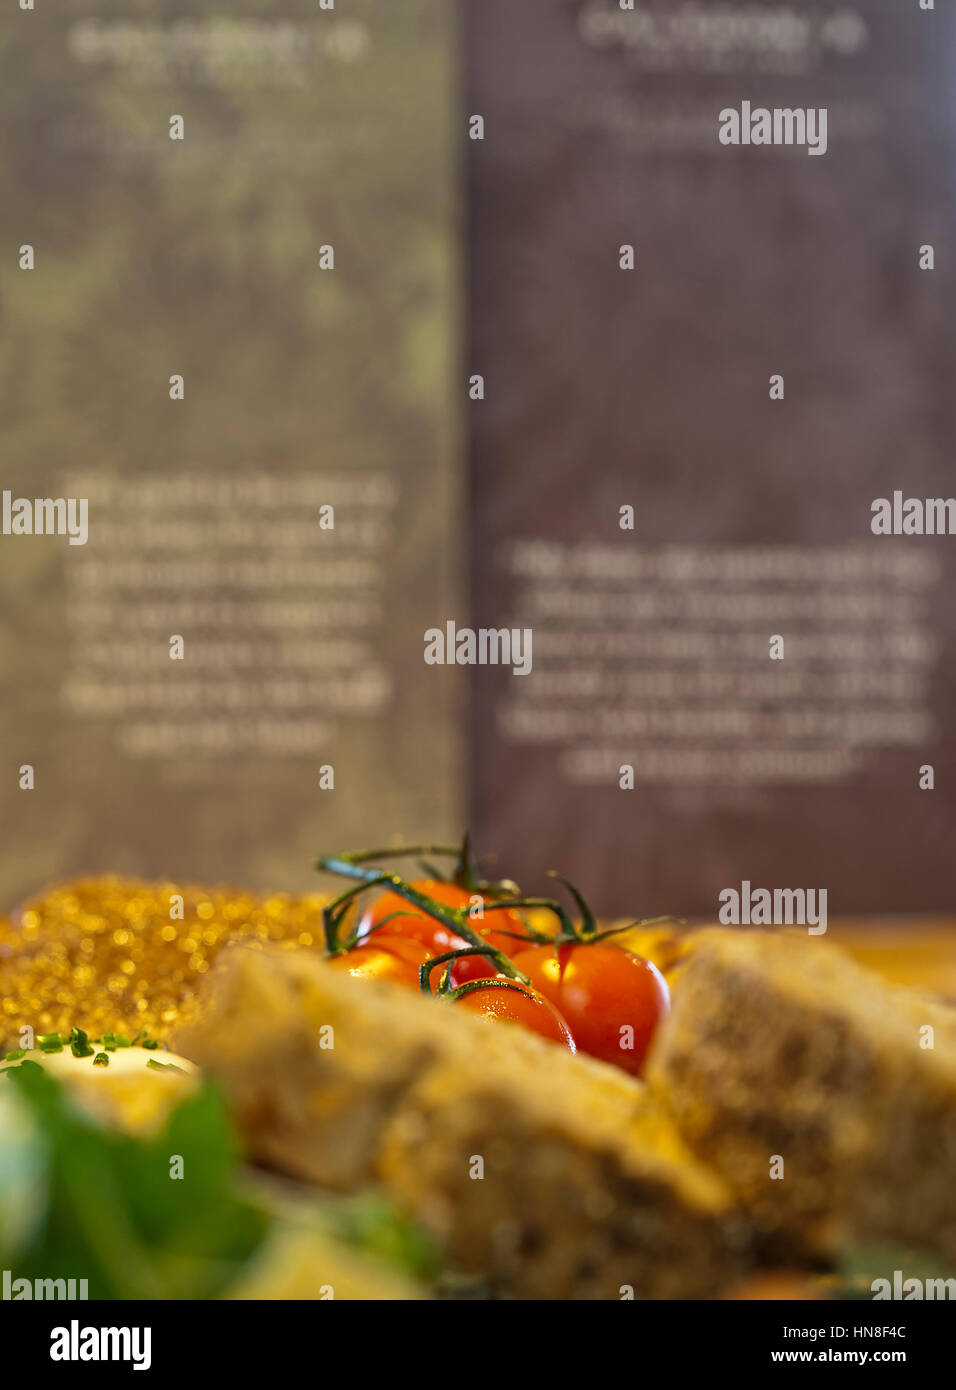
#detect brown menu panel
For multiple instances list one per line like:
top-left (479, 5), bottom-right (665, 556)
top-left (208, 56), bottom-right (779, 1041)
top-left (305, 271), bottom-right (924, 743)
top-left (467, 0), bottom-right (956, 916)
top-left (0, 0), bottom-right (462, 903)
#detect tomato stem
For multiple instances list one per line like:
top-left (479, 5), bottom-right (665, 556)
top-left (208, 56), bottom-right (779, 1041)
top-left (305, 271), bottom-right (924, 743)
top-left (547, 872), bottom-right (597, 937)
top-left (317, 854), bottom-right (530, 984)
top-left (341, 909), bottom-right (411, 951)
top-left (446, 977), bottom-right (533, 1003)
top-left (316, 836), bottom-right (518, 897)
top-left (318, 844), bottom-right (463, 872)
top-left (585, 915), bottom-right (683, 943)
top-left (419, 946), bottom-right (500, 995)
top-left (318, 846), bottom-right (683, 988)
top-left (485, 885), bottom-right (682, 948)
top-left (478, 896), bottom-right (575, 941)
top-left (321, 875), bottom-right (393, 955)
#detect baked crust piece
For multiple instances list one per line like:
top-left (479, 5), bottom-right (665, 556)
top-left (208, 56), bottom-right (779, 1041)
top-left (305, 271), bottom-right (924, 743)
top-left (648, 928), bottom-right (956, 1263)
top-left (175, 942), bottom-right (747, 1299)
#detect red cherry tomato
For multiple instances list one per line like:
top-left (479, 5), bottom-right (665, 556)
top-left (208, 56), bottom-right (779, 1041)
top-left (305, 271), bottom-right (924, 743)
top-left (326, 934), bottom-right (431, 991)
top-left (366, 909), bottom-right (472, 971)
top-left (358, 880), bottom-right (530, 984)
top-left (359, 878), bottom-right (472, 932)
top-left (450, 915), bottom-right (529, 983)
top-left (511, 942), bottom-right (669, 1076)
top-left (451, 978), bottom-right (576, 1052)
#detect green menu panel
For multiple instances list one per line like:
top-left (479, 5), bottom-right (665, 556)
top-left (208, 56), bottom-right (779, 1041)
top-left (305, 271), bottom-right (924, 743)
top-left (0, 1), bottom-right (463, 901)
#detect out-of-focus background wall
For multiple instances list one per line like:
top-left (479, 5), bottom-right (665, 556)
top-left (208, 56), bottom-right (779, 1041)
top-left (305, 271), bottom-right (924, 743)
top-left (2, 1), bottom-right (956, 927)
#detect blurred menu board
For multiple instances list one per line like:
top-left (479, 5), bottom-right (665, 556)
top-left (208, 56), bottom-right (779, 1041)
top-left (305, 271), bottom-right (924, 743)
top-left (0, 0), bottom-right (462, 902)
top-left (467, 0), bottom-right (956, 916)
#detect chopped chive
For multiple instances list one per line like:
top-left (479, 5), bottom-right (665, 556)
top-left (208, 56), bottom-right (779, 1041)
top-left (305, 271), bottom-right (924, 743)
top-left (92, 1052), bottom-right (109, 1067)
top-left (141, 1038), bottom-right (160, 1050)
top-left (69, 1027), bottom-right (94, 1059)
top-left (146, 1058), bottom-right (186, 1074)
top-left (37, 1032), bottom-right (64, 1053)
top-left (4, 1049), bottom-right (25, 1061)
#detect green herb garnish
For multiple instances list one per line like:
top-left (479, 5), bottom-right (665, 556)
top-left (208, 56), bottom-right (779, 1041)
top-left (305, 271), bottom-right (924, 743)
top-left (0, 1056), bottom-right (437, 1299)
top-left (69, 1027), bottom-right (94, 1059)
top-left (324, 1193), bottom-right (441, 1283)
top-left (146, 1058), bottom-right (185, 1074)
top-left (0, 1064), bottom-right (269, 1298)
top-left (92, 1053), bottom-right (109, 1067)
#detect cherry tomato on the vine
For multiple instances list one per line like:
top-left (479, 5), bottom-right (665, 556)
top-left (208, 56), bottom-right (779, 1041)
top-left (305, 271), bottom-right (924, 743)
top-left (449, 914), bottom-right (530, 983)
top-left (358, 880), bottom-right (531, 984)
top-left (511, 942), bottom-right (669, 1076)
top-left (326, 934), bottom-right (432, 991)
top-left (363, 907), bottom-right (473, 974)
top-left (360, 878), bottom-right (471, 926)
top-left (451, 978), bottom-right (576, 1051)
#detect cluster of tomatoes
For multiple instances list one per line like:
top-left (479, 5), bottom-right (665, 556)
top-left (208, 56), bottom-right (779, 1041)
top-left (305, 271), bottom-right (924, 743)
top-left (320, 857), bottom-right (671, 1078)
